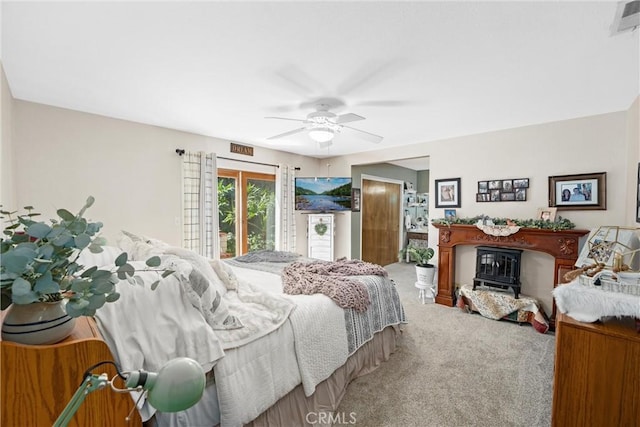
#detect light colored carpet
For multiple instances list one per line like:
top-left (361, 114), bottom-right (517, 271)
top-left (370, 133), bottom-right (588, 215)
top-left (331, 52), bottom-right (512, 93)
top-left (336, 262), bottom-right (555, 427)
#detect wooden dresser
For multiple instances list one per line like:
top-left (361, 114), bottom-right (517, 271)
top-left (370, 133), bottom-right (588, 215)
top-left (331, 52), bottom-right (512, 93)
top-left (1, 315), bottom-right (142, 427)
top-left (552, 313), bottom-right (640, 426)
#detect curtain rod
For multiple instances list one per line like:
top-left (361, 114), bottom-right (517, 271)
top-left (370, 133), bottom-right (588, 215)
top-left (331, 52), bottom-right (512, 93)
top-left (175, 149), bottom-right (300, 170)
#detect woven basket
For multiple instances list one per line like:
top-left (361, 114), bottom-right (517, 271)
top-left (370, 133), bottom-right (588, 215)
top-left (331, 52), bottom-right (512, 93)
top-left (578, 273), bottom-right (640, 296)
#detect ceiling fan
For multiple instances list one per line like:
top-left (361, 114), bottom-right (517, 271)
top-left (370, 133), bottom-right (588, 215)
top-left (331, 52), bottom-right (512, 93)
top-left (265, 101), bottom-right (383, 147)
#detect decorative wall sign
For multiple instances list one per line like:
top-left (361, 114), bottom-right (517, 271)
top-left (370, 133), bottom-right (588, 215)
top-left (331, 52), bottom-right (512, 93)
top-left (230, 142), bottom-right (254, 156)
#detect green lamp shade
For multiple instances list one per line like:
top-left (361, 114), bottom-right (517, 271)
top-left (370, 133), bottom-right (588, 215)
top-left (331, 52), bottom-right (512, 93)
top-left (125, 357), bottom-right (206, 412)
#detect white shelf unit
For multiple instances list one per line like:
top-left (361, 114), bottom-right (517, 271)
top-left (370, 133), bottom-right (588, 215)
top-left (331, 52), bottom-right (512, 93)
top-left (307, 213), bottom-right (334, 261)
top-left (403, 190), bottom-right (429, 230)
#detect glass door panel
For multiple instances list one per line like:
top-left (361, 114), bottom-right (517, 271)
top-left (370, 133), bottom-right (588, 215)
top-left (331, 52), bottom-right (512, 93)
top-left (217, 169), bottom-right (275, 257)
top-left (217, 170), bottom-right (238, 258)
top-left (243, 173), bottom-right (276, 254)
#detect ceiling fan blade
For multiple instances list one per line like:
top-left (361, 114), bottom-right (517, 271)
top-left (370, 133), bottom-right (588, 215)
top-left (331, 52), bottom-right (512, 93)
top-left (318, 140), bottom-right (333, 149)
top-left (265, 104), bottom-right (300, 114)
top-left (342, 125), bottom-right (384, 144)
top-left (267, 127), bottom-right (308, 140)
top-left (354, 100), bottom-right (414, 108)
top-left (335, 113), bottom-right (365, 124)
top-left (265, 116), bottom-right (306, 123)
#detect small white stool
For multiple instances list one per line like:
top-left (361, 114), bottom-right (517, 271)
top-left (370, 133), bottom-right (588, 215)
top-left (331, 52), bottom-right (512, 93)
top-left (415, 281), bottom-right (435, 304)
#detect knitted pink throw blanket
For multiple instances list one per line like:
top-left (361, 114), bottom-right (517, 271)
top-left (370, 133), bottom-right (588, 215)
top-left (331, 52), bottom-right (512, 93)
top-left (282, 258), bottom-right (387, 312)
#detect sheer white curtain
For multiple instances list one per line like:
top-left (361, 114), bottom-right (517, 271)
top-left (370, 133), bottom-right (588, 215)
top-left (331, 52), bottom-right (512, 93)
top-left (275, 164), bottom-right (296, 252)
top-left (182, 151), bottom-right (219, 259)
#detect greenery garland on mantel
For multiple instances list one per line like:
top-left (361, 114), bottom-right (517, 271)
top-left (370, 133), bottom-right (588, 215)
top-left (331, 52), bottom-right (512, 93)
top-left (431, 215), bottom-right (576, 231)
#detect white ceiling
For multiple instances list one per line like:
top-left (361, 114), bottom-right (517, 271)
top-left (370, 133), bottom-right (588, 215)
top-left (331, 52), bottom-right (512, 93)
top-left (2, 1), bottom-right (638, 159)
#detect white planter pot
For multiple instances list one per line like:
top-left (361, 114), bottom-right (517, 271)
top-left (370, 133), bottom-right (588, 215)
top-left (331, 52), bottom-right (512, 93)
top-left (1, 300), bottom-right (76, 345)
top-left (416, 265), bottom-right (436, 285)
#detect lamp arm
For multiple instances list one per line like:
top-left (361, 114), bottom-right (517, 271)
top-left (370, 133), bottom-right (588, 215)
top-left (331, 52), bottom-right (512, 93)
top-left (53, 373), bottom-right (109, 427)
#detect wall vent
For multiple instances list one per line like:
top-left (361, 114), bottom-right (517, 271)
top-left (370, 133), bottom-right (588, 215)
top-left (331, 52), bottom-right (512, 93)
top-left (613, 0), bottom-right (640, 34)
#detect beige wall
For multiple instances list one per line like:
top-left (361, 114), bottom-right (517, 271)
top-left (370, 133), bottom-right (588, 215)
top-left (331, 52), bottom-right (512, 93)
top-left (11, 101), bottom-right (321, 249)
top-left (1, 63), bottom-right (15, 217)
top-left (6, 95), bottom-right (640, 315)
top-left (331, 109), bottom-right (632, 314)
top-left (625, 96), bottom-right (639, 226)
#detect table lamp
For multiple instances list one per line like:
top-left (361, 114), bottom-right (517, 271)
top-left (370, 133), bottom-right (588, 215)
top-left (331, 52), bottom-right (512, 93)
top-left (54, 357), bottom-right (206, 426)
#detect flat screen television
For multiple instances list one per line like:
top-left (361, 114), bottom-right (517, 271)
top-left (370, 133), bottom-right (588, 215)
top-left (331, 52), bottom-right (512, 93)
top-left (295, 177), bottom-right (352, 211)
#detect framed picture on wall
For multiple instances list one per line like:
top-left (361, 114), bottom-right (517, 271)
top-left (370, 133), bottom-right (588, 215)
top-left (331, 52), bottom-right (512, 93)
top-left (351, 188), bottom-right (361, 212)
top-left (513, 178), bottom-right (529, 189)
top-left (548, 172), bottom-right (606, 210)
top-left (435, 178), bottom-right (461, 208)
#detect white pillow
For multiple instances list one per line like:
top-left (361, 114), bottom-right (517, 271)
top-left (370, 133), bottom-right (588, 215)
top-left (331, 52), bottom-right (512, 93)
top-left (210, 260), bottom-right (239, 291)
top-left (94, 261), bottom-right (225, 372)
top-left (116, 233), bottom-right (162, 261)
top-left (159, 254), bottom-right (242, 330)
top-left (94, 261), bottom-right (226, 421)
top-left (76, 245), bottom-right (123, 269)
top-left (181, 265), bottom-right (243, 330)
top-left (164, 246), bottom-right (228, 297)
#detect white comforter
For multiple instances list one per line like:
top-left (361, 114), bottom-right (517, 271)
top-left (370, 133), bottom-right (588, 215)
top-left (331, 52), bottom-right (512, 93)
top-left (214, 265), bottom-right (351, 425)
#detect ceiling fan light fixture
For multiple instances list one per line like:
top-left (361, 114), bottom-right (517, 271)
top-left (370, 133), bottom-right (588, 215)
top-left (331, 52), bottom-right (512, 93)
top-left (308, 127), bottom-right (334, 143)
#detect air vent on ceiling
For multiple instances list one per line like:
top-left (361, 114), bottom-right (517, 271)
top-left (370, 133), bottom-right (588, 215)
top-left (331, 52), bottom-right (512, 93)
top-left (613, 0), bottom-right (640, 34)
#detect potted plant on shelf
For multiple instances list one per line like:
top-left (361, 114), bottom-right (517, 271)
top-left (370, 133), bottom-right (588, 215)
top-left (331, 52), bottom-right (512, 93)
top-left (0, 196), bottom-right (172, 345)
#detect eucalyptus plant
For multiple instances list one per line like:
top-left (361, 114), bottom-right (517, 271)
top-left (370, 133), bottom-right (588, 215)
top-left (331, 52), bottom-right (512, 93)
top-left (1, 196), bottom-right (172, 317)
top-left (400, 245), bottom-right (435, 267)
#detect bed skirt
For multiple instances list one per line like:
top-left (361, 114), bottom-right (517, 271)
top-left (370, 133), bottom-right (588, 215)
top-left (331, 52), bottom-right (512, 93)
top-left (245, 324), bottom-right (402, 426)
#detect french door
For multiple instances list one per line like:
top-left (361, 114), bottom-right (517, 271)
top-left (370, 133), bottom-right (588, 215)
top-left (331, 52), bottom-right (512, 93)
top-left (217, 169), bottom-right (276, 257)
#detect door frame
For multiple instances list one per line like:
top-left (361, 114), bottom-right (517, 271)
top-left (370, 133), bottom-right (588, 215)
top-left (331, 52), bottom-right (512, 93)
top-left (360, 174), bottom-right (405, 262)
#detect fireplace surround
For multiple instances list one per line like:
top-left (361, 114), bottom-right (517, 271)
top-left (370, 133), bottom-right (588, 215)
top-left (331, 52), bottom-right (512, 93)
top-left (432, 223), bottom-right (589, 328)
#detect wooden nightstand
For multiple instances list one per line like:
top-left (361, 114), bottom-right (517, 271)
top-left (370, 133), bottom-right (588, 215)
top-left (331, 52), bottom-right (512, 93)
top-left (1, 315), bottom-right (142, 427)
top-left (552, 313), bottom-right (640, 426)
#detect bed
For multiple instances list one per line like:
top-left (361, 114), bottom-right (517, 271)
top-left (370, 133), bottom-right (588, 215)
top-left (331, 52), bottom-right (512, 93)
top-left (90, 236), bottom-right (407, 427)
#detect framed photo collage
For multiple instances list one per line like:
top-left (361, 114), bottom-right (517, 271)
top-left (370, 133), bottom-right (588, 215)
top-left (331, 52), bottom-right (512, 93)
top-left (477, 178), bottom-right (528, 203)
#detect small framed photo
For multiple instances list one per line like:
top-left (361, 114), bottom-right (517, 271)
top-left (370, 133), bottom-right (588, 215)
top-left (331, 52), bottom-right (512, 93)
top-left (548, 172), bottom-right (606, 210)
top-left (502, 180), bottom-right (513, 192)
top-left (515, 188), bottom-right (527, 201)
top-left (435, 178), bottom-right (461, 208)
top-left (537, 207), bottom-right (557, 222)
top-left (513, 178), bottom-right (529, 189)
top-left (490, 189), bottom-right (500, 201)
top-left (351, 188), bottom-right (361, 212)
top-left (500, 192), bottom-right (515, 201)
top-left (444, 209), bottom-right (457, 221)
top-left (488, 180), bottom-right (502, 190)
top-left (478, 181), bottom-right (489, 193)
